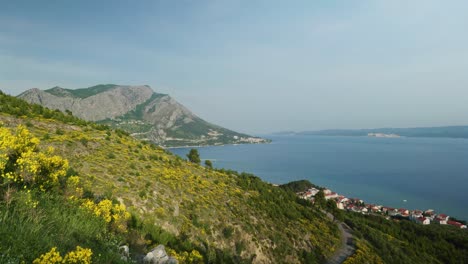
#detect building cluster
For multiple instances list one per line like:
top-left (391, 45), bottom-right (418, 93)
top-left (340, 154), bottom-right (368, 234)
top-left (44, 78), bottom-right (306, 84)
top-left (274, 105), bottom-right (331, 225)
top-left (236, 136), bottom-right (266, 144)
top-left (298, 187), bottom-right (467, 229)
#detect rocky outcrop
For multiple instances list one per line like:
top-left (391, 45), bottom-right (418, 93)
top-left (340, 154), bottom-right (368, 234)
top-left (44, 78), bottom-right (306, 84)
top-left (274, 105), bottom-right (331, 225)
top-left (18, 85), bottom-right (153, 121)
top-left (143, 245), bottom-right (178, 264)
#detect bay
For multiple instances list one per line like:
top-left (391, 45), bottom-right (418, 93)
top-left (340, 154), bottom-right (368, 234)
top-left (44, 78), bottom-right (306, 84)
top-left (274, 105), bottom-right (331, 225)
top-left (170, 135), bottom-right (468, 220)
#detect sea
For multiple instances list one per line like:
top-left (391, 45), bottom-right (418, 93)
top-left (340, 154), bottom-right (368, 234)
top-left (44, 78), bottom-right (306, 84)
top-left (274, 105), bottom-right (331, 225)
top-left (169, 135), bottom-right (468, 220)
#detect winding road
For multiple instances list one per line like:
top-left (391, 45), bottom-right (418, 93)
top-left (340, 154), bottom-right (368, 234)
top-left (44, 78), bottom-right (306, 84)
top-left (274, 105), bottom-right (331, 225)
top-left (324, 212), bottom-right (356, 264)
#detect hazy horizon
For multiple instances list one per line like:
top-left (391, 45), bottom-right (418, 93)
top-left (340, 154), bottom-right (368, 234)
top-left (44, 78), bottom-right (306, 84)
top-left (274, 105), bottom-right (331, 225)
top-left (2, 0), bottom-right (468, 134)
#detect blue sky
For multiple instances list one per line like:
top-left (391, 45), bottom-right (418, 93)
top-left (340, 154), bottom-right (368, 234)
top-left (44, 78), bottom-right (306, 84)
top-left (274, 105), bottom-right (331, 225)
top-left (1, 0), bottom-right (468, 134)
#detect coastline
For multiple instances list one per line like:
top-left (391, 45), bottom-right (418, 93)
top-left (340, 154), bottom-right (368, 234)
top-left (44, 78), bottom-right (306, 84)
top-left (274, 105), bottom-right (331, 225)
top-left (168, 135), bottom-right (468, 221)
top-left (298, 185), bottom-right (467, 226)
top-left (164, 140), bottom-right (272, 149)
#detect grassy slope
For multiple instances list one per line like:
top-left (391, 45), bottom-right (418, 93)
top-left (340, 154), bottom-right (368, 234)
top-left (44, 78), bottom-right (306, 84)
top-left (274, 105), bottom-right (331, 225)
top-left (0, 92), bottom-right (340, 263)
top-left (0, 192), bottom-right (125, 263)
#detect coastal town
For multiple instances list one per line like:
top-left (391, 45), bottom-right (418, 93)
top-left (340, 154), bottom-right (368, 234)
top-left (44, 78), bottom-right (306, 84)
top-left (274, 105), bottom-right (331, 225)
top-left (298, 187), bottom-right (467, 229)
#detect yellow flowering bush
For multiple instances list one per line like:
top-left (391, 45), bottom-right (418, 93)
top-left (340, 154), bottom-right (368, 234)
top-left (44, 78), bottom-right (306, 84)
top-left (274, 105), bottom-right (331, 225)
top-left (343, 240), bottom-right (383, 264)
top-left (81, 199), bottom-right (131, 233)
top-left (33, 246), bottom-right (93, 264)
top-left (16, 147), bottom-right (69, 190)
top-left (63, 246), bottom-right (93, 264)
top-left (111, 203), bottom-right (131, 233)
top-left (33, 247), bottom-right (63, 264)
top-left (0, 125), bottom-right (39, 155)
top-left (0, 125), bottom-right (68, 190)
top-left (166, 248), bottom-right (204, 264)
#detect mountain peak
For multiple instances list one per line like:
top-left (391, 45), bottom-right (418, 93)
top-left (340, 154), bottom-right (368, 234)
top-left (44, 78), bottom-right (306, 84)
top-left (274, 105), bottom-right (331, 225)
top-left (18, 84), bottom-right (267, 147)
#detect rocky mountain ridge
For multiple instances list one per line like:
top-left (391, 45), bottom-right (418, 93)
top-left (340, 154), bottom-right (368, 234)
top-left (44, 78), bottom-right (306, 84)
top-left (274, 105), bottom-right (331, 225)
top-left (18, 84), bottom-right (267, 147)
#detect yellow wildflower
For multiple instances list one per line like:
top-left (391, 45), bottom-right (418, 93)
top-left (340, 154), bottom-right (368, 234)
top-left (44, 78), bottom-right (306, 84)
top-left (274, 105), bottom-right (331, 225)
top-left (33, 247), bottom-right (63, 264)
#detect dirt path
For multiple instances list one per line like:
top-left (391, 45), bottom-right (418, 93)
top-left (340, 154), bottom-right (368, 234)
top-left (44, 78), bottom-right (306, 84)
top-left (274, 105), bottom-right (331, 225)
top-left (325, 212), bottom-right (356, 264)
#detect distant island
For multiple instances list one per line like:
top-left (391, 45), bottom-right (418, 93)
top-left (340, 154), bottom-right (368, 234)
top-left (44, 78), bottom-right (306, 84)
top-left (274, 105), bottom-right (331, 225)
top-left (367, 132), bottom-right (400, 138)
top-left (276, 126), bottom-right (468, 139)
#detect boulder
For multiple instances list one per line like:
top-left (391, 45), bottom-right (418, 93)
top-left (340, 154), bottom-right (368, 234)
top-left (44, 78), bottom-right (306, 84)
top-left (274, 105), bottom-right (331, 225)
top-left (143, 245), bottom-right (178, 264)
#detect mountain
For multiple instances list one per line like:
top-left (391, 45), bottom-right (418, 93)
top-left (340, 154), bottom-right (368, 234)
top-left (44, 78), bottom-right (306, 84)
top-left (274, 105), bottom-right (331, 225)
top-left (0, 90), bottom-right (340, 263)
top-left (18, 84), bottom-right (268, 147)
top-left (293, 126), bottom-right (468, 139)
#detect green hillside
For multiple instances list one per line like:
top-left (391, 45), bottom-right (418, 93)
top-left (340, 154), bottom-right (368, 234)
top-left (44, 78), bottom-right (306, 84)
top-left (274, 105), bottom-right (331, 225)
top-left (45, 84), bottom-right (119, 98)
top-left (0, 91), bottom-right (340, 263)
top-left (344, 213), bottom-right (468, 264)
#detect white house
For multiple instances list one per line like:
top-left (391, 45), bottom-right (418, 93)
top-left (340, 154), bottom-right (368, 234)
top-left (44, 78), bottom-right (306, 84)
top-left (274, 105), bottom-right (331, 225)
top-left (413, 216), bottom-right (430, 225)
top-left (325, 192), bottom-right (339, 200)
top-left (434, 214), bottom-right (449, 225)
top-left (337, 202), bottom-right (344, 210)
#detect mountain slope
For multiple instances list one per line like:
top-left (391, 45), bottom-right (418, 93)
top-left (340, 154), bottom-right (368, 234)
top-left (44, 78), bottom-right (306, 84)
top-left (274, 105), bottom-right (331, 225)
top-left (0, 91), bottom-right (340, 263)
top-left (18, 85), bottom-right (267, 147)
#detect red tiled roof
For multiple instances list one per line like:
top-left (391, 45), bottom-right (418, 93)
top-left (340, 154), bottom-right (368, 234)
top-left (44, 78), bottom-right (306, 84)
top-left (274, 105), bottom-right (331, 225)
top-left (447, 220), bottom-right (461, 225)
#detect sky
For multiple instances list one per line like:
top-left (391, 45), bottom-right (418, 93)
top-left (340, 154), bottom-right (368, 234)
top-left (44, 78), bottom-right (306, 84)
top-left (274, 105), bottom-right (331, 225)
top-left (1, 0), bottom-right (468, 134)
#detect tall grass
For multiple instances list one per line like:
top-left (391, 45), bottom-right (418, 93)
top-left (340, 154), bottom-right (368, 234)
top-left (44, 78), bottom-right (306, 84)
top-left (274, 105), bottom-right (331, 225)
top-left (0, 191), bottom-right (125, 263)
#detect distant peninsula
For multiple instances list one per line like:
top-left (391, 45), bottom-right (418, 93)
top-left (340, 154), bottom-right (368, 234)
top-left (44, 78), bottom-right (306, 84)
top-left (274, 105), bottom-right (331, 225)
top-left (277, 126), bottom-right (468, 139)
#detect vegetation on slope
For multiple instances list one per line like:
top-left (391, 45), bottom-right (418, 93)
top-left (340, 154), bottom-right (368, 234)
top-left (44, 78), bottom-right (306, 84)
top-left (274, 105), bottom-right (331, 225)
top-left (0, 124), bottom-right (127, 263)
top-left (343, 212), bottom-right (468, 264)
top-left (0, 90), bottom-right (110, 131)
top-left (287, 174), bottom-right (468, 263)
top-left (45, 84), bottom-right (119, 98)
top-left (0, 91), bottom-right (340, 263)
top-left (279, 179), bottom-right (320, 193)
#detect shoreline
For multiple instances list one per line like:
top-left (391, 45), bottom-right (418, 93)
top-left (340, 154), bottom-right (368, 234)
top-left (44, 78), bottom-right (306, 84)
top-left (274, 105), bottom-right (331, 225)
top-left (298, 185), bottom-right (467, 226)
top-left (164, 140), bottom-right (271, 149)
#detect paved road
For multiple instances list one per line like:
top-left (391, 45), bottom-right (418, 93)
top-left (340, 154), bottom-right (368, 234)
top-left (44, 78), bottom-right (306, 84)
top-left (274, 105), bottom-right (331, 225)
top-left (325, 212), bottom-right (356, 264)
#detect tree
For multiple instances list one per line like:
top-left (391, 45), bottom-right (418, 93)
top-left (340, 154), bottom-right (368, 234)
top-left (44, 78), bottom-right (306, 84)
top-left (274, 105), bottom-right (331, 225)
top-left (186, 149), bottom-right (200, 164)
top-left (204, 159), bottom-right (213, 169)
top-left (314, 190), bottom-right (326, 208)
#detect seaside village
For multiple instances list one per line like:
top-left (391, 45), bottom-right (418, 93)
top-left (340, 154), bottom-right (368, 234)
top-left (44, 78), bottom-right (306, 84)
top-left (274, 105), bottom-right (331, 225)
top-left (298, 187), bottom-right (467, 229)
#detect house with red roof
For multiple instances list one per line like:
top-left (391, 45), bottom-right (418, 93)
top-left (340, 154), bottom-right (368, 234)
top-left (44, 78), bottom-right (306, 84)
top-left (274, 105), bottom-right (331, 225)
top-left (434, 214), bottom-right (450, 225)
top-left (325, 192), bottom-right (339, 200)
top-left (398, 208), bottom-right (410, 217)
top-left (447, 220), bottom-right (467, 229)
top-left (437, 214), bottom-right (449, 221)
top-left (423, 210), bottom-right (436, 220)
top-left (411, 210), bottom-right (423, 218)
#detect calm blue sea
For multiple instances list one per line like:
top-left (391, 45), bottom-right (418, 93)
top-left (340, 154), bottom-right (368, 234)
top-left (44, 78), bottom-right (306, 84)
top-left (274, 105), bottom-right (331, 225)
top-left (170, 135), bottom-right (468, 220)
